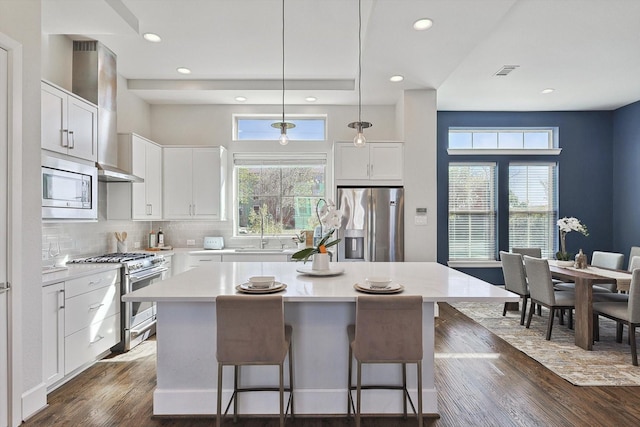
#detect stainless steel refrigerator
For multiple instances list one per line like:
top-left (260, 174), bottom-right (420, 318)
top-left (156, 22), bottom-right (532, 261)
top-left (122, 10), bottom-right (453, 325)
top-left (337, 187), bottom-right (404, 262)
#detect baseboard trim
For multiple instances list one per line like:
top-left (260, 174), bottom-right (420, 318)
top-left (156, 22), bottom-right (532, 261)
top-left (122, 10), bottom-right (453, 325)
top-left (21, 382), bottom-right (47, 421)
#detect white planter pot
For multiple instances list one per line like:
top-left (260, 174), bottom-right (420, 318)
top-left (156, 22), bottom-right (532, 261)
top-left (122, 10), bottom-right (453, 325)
top-left (312, 253), bottom-right (330, 271)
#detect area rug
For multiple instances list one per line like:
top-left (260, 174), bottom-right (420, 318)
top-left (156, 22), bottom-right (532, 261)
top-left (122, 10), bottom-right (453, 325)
top-left (449, 301), bottom-right (640, 386)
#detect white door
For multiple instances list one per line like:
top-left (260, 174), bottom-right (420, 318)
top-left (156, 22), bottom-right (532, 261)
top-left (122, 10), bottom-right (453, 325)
top-left (0, 46), bottom-right (10, 427)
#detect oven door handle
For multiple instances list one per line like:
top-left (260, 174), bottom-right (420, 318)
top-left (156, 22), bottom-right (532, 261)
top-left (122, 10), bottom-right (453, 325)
top-left (129, 267), bottom-right (168, 283)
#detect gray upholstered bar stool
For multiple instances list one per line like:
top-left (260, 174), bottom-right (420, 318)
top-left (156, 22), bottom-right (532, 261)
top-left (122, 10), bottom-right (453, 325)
top-left (347, 295), bottom-right (423, 427)
top-left (216, 295), bottom-right (294, 426)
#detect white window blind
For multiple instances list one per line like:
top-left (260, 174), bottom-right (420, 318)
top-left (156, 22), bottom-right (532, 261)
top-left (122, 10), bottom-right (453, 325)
top-left (508, 163), bottom-right (558, 258)
top-left (448, 163), bottom-right (497, 260)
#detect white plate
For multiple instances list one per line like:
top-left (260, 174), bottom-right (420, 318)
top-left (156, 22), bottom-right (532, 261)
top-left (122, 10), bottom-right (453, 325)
top-left (296, 266), bottom-right (345, 276)
top-left (353, 283), bottom-right (405, 294)
top-left (236, 282), bottom-right (287, 294)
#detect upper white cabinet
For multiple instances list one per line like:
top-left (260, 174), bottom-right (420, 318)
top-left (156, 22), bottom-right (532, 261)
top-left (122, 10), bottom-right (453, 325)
top-left (41, 81), bottom-right (98, 162)
top-left (118, 133), bottom-right (163, 220)
top-left (334, 142), bottom-right (404, 184)
top-left (163, 146), bottom-right (227, 220)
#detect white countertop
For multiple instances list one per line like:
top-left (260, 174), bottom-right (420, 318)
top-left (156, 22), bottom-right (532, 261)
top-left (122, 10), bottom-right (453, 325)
top-left (41, 263), bottom-right (122, 287)
top-left (122, 261), bottom-right (518, 303)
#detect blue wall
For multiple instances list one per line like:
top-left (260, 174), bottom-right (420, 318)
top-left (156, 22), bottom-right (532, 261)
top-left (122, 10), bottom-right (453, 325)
top-left (612, 100), bottom-right (640, 256)
top-left (437, 111), bottom-right (614, 284)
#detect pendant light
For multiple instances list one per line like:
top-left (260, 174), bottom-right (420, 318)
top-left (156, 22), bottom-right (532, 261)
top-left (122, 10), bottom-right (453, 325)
top-left (271, 0), bottom-right (295, 145)
top-left (347, 0), bottom-right (372, 147)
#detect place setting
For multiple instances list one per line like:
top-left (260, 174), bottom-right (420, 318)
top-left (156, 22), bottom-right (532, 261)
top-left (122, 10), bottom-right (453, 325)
top-left (236, 276), bottom-right (287, 294)
top-left (353, 276), bottom-right (404, 294)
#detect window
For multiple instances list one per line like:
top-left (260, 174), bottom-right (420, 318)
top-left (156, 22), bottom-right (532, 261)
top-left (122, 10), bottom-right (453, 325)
top-left (448, 128), bottom-right (558, 151)
top-left (234, 115), bottom-right (326, 141)
top-left (448, 163), bottom-right (497, 260)
top-left (234, 154), bottom-right (326, 237)
top-left (508, 163), bottom-right (558, 258)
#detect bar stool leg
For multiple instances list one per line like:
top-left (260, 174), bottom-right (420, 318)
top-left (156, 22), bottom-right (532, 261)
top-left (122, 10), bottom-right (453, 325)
top-left (402, 363), bottom-right (407, 419)
top-left (279, 364), bottom-right (284, 427)
top-left (347, 346), bottom-right (353, 418)
top-left (217, 364), bottom-right (223, 427)
top-left (356, 361), bottom-right (362, 427)
top-left (233, 366), bottom-right (239, 422)
top-left (417, 361), bottom-right (423, 427)
top-left (288, 340), bottom-right (295, 419)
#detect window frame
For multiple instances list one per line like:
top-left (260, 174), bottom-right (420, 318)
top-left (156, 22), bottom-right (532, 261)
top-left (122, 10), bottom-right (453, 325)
top-left (448, 162), bottom-right (498, 262)
top-left (233, 113), bottom-right (328, 142)
top-left (232, 153), bottom-right (328, 238)
top-left (447, 127), bottom-right (562, 156)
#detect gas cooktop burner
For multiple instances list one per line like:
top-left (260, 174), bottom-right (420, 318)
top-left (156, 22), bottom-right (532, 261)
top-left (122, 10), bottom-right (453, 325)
top-left (69, 253), bottom-right (155, 263)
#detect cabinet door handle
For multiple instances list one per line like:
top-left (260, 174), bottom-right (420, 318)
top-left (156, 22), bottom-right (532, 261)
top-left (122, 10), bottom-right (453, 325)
top-left (149, 204), bottom-right (153, 215)
top-left (90, 335), bottom-right (105, 344)
top-left (88, 303), bottom-right (105, 311)
top-left (62, 129), bottom-right (69, 147)
top-left (59, 289), bottom-right (65, 309)
top-left (370, 163), bottom-right (373, 177)
top-left (192, 204), bottom-right (196, 216)
top-left (88, 278), bottom-right (103, 286)
top-left (68, 130), bottom-right (75, 148)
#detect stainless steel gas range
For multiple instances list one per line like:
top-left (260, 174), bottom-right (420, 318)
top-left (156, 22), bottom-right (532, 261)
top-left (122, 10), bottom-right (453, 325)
top-left (68, 252), bottom-right (168, 352)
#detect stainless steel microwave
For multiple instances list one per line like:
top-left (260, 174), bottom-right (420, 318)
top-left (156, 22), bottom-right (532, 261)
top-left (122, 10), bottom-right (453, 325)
top-left (42, 155), bottom-right (98, 220)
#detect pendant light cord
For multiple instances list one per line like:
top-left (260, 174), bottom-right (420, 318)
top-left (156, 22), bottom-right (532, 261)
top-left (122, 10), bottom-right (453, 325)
top-left (281, 0), bottom-right (286, 124)
top-left (357, 0), bottom-right (362, 123)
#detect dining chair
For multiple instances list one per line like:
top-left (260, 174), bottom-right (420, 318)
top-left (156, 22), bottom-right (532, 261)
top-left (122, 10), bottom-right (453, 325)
top-left (524, 256), bottom-right (576, 340)
top-left (555, 251), bottom-right (625, 294)
top-left (347, 295), bottom-right (423, 427)
top-left (629, 247), bottom-right (640, 271)
top-left (512, 247), bottom-right (542, 258)
top-left (216, 295), bottom-right (294, 426)
top-left (593, 269), bottom-right (640, 366)
top-left (500, 251), bottom-right (530, 325)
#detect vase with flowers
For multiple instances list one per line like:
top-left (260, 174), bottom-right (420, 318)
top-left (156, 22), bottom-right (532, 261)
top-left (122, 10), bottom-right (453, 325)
top-left (556, 217), bottom-right (589, 265)
top-left (292, 199), bottom-right (342, 270)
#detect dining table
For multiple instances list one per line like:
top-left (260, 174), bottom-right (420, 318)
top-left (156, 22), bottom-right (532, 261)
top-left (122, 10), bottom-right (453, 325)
top-left (548, 260), bottom-right (632, 350)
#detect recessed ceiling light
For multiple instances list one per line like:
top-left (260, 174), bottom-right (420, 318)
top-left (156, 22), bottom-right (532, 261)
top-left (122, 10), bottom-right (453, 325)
top-left (305, 96), bottom-right (317, 102)
top-left (390, 75), bottom-right (404, 83)
top-left (541, 88), bottom-right (555, 94)
top-left (143, 32), bottom-right (162, 43)
top-left (413, 18), bottom-right (433, 31)
top-left (176, 67), bottom-right (191, 75)
top-left (235, 96), bottom-right (247, 102)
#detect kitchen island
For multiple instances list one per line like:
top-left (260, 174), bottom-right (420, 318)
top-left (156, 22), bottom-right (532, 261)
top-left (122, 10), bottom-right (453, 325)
top-left (123, 261), bottom-right (517, 417)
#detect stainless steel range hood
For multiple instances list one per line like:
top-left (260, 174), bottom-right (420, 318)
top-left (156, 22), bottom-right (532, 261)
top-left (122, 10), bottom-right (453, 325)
top-left (72, 40), bottom-right (143, 183)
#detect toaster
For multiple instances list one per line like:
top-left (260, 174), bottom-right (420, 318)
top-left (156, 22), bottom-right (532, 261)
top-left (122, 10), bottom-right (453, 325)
top-left (203, 236), bottom-right (224, 250)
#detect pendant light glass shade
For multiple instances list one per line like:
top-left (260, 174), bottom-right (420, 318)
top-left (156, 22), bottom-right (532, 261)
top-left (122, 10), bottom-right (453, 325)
top-left (348, 0), bottom-right (372, 147)
top-left (272, 0), bottom-right (295, 145)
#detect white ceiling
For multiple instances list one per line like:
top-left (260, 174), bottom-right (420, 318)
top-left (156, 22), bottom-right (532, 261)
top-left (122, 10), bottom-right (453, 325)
top-left (42, 0), bottom-right (640, 110)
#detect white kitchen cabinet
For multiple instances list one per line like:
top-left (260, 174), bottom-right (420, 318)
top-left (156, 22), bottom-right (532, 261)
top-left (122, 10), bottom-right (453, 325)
top-left (117, 133), bottom-right (163, 220)
top-left (186, 253), bottom-right (222, 271)
top-left (42, 268), bottom-right (121, 390)
top-left (163, 146), bottom-right (227, 220)
top-left (41, 81), bottom-right (98, 162)
top-left (42, 282), bottom-right (65, 388)
top-left (64, 269), bottom-right (120, 375)
top-left (334, 142), bottom-right (404, 184)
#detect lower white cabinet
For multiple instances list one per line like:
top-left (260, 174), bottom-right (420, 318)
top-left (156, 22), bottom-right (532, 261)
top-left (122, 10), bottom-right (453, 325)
top-left (42, 268), bottom-right (121, 390)
top-left (221, 253), bottom-right (291, 262)
top-left (42, 282), bottom-right (65, 388)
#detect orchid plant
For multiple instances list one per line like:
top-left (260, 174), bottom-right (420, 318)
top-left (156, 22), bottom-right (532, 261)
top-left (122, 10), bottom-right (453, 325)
top-left (291, 199), bottom-right (343, 263)
top-left (556, 217), bottom-right (589, 261)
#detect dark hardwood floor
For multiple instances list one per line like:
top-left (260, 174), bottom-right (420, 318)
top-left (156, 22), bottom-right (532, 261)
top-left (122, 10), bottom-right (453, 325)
top-left (24, 303), bottom-right (640, 426)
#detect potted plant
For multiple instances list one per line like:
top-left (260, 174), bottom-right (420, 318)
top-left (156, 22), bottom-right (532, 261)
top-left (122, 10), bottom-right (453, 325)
top-left (556, 217), bottom-right (589, 265)
top-left (291, 199), bottom-right (342, 270)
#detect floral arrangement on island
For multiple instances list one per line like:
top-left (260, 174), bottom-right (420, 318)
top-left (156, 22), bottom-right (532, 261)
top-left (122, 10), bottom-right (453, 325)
top-left (556, 217), bottom-right (589, 261)
top-left (291, 199), bottom-right (343, 264)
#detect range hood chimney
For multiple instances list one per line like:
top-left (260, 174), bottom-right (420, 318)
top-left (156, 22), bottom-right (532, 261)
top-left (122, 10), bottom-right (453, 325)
top-left (72, 40), bottom-right (143, 183)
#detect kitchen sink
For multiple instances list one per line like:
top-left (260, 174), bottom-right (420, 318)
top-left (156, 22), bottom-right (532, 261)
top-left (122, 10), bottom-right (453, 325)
top-left (233, 248), bottom-right (286, 253)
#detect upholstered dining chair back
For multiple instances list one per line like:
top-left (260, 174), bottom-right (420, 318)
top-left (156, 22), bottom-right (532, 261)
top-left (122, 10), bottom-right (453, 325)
top-left (629, 247), bottom-right (640, 271)
top-left (523, 256), bottom-right (556, 306)
top-left (500, 251), bottom-right (528, 295)
top-left (591, 251), bottom-right (624, 270)
top-left (512, 247), bottom-right (542, 258)
top-left (629, 256), bottom-right (640, 273)
top-left (352, 295), bottom-right (423, 363)
top-left (629, 270), bottom-right (640, 324)
top-left (216, 295), bottom-right (288, 364)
